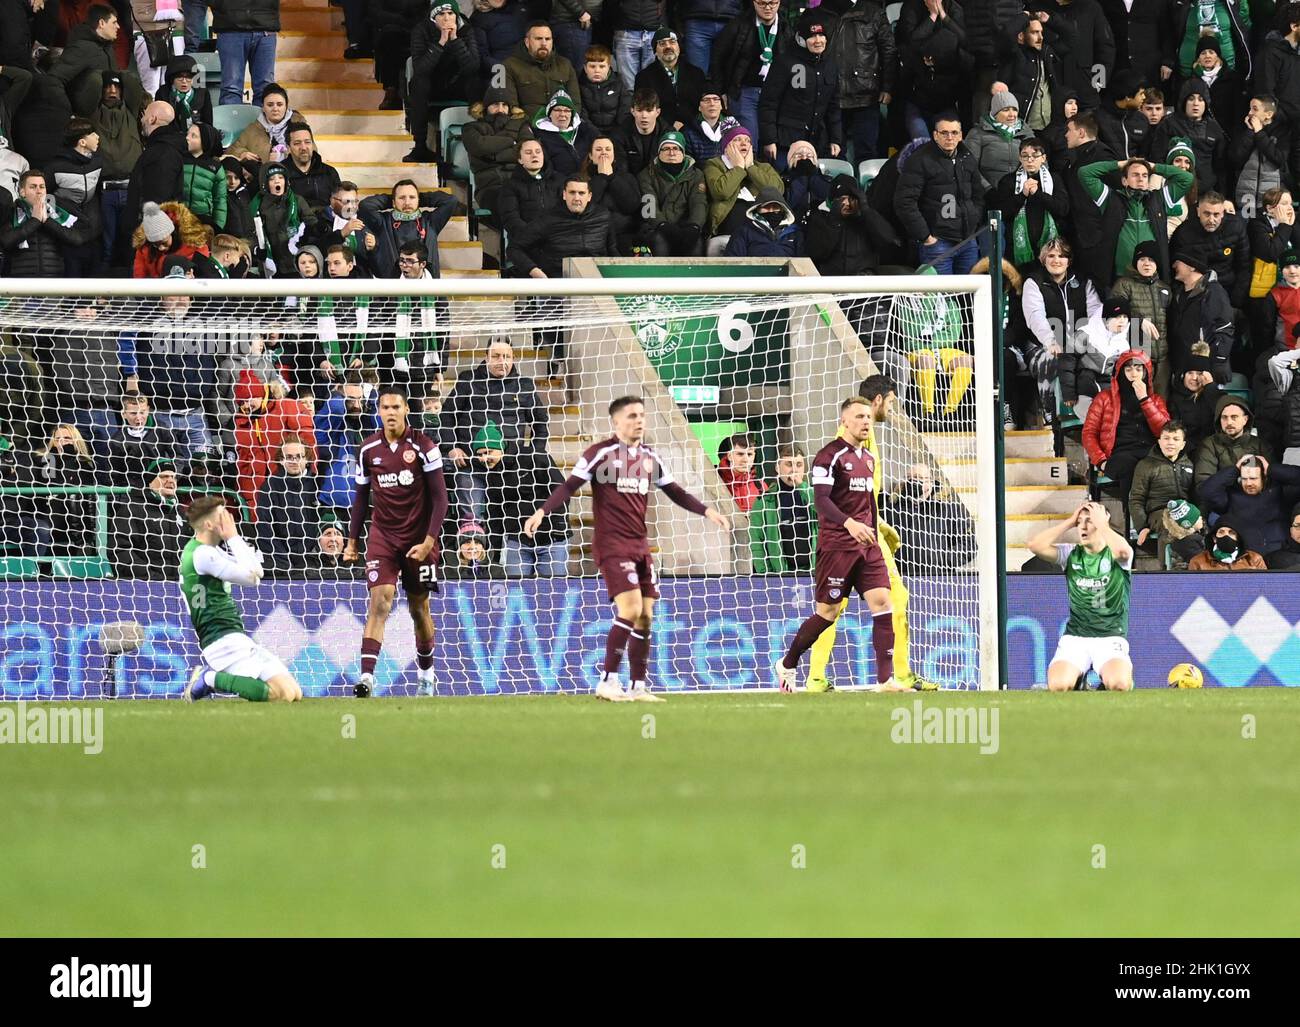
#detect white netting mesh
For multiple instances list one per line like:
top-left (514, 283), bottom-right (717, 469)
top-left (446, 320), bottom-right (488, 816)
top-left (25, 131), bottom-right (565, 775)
top-left (0, 279), bottom-right (993, 697)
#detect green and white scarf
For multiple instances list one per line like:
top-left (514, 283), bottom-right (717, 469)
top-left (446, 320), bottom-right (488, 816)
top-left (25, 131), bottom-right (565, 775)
top-left (1010, 166), bottom-right (1058, 265)
top-left (757, 19), bottom-right (777, 80)
top-left (314, 294), bottom-right (371, 368)
top-left (10, 197), bottom-right (77, 248)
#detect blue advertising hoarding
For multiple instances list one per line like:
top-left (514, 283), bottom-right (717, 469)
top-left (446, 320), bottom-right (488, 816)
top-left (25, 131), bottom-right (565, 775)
top-left (0, 575), bottom-right (1295, 697)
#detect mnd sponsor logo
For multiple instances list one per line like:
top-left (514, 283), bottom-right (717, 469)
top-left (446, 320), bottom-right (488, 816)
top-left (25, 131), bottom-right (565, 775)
top-left (890, 700), bottom-right (999, 755)
top-left (0, 701), bottom-right (102, 754)
top-left (50, 958), bottom-right (151, 1007)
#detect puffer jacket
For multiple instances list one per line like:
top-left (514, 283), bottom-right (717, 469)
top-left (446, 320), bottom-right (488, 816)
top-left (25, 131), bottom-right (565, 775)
top-left (711, 11), bottom-right (796, 103)
top-left (1258, 29), bottom-right (1300, 126)
top-left (469, 0), bottom-right (529, 78)
top-left (894, 139), bottom-right (984, 243)
top-left (827, 1), bottom-right (896, 110)
top-left (92, 95), bottom-right (144, 180)
top-left (702, 154), bottom-right (784, 234)
top-left (964, 0), bottom-right (1030, 66)
top-left (586, 165), bottom-right (642, 235)
top-left (44, 144), bottom-right (104, 241)
top-left (531, 107), bottom-right (599, 178)
top-left (613, 0), bottom-right (663, 30)
top-left (0, 195), bottom-right (93, 277)
top-left (1082, 349), bottom-right (1170, 465)
top-left (1193, 394), bottom-right (1273, 490)
top-left (1164, 78), bottom-right (1227, 193)
top-left (723, 187), bottom-right (803, 257)
top-left (503, 43), bottom-right (582, 118)
top-left (806, 174), bottom-right (900, 276)
top-left (463, 101), bottom-right (534, 197)
top-left (210, 0), bottom-right (281, 32)
top-left (410, 6), bottom-right (480, 95)
top-left (1128, 440), bottom-right (1195, 532)
top-left (131, 200), bottom-right (212, 277)
top-left (758, 47), bottom-right (842, 155)
top-left (964, 116), bottom-right (1031, 191)
top-left (1042, 0), bottom-right (1116, 107)
top-left (1229, 117), bottom-right (1293, 212)
top-left (181, 123), bottom-right (228, 229)
top-left (637, 154), bottom-right (708, 227)
top-left (506, 201), bottom-right (617, 277)
top-left (1108, 266), bottom-right (1171, 393)
top-left (51, 19), bottom-right (137, 116)
top-left (285, 151), bottom-right (341, 211)
top-left (579, 74), bottom-right (630, 135)
top-left (1169, 212), bottom-right (1251, 307)
top-left (496, 163), bottom-right (562, 240)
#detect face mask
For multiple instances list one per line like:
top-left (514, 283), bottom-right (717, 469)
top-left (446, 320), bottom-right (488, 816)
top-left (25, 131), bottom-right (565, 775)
top-left (1213, 535), bottom-right (1240, 563)
top-left (759, 210), bottom-right (785, 228)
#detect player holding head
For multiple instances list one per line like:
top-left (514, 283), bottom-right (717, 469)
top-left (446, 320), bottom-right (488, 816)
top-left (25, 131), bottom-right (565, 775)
top-left (777, 394), bottom-right (898, 691)
top-left (524, 396), bottom-right (728, 702)
top-left (181, 496), bottom-right (304, 703)
top-left (343, 385), bottom-right (450, 697)
top-left (1027, 501), bottom-right (1135, 691)
top-left (805, 374), bottom-right (936, 691)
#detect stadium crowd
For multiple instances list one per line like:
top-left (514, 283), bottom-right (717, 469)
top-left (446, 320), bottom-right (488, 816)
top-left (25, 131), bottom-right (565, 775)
top-left (3, 0), bottom-right (1300, 574)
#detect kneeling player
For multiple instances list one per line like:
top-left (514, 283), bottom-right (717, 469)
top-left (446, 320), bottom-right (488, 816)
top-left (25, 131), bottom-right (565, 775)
top-left (1027, 502), bottom-right (1135, 692)
top-left (344, 387), bottom-right (450, 697)
top-left (182, 497), bottom-right (303, 703)
top-left (777, 396), bottom-right (899, 691)
top-left (524, 396), bottom-right (728, 701)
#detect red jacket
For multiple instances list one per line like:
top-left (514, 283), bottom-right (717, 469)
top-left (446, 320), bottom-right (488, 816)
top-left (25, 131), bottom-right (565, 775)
top-left (1082, 349), bottom-right (1170, 466)
top-left (718, 455), bottom-right (767, 513)
top-left (233, 371), bottom-right (317, 517)
top-left (1270, 282), bottom-right (1300, 348)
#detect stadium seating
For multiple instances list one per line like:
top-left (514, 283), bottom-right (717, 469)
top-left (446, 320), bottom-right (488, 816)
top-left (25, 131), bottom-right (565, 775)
top-left (213, 103), bottom-right (260, 147)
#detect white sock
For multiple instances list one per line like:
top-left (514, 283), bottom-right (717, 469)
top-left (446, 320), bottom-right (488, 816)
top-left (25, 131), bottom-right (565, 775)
top-left (631, 680), bottom-right (645, 691)
top-left (203, 670), bottom-right (217, 688)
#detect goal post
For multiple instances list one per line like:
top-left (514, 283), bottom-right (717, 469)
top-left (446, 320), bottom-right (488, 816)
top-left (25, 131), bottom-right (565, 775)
top-left (0, 272), bottom-right (1003, 697)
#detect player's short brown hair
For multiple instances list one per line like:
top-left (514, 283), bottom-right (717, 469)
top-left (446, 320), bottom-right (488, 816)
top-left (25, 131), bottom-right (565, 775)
top-left (723, 433), bottom-right (754, 452)
top-left (776, 443), bottom-right (806, 461)
top-left (632, 88), bottom-right (660, 111)
top-left (858, 373), bottom-right (895, 404)
top-left (187, 495), bottom-right (225, 527)
top-left (841, 395), bottom-right (870, 411)
top-left (609, 395), bottom-right (644, 416)
top-left (584, 43), bottom-right (612, 63)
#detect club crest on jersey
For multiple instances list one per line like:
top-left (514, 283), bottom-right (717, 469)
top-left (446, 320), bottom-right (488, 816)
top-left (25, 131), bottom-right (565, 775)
top-left (402, 449), bottom-right (417, 464)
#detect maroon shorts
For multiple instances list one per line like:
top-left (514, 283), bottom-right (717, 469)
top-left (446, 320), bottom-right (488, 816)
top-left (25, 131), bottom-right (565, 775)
top-left (814, 547), bottom-right (889, 605)
top-left (598, 555), bottom-right (659, 602)
top-left (365, 545), bottom-right (440, 594)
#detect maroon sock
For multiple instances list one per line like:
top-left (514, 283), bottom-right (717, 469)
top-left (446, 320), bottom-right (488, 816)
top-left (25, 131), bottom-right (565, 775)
top-left (783, 614), bottom-right (834, 669)
top-left (604, 619), bottom-right (634, 676)
top-left (872, 610), bottom-right (895, 684)
top-left (628, 629), bottom-right (649, 685)
top-left (415, 643), bottom-right (434, 671)
top-left (360, 636), bottom-right (382, 677)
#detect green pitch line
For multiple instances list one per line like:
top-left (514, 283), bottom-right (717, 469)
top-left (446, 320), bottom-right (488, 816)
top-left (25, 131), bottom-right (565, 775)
top-left (2, 691), bottom-right (1297, 937)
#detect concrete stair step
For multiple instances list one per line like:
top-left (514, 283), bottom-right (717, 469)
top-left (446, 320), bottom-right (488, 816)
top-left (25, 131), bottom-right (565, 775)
top-left (333, 162), bottom-right (439, 189)
top-left (317, 134), bottom-right (415, 162)
top-left (268, 57), bottom-right (377, 84)
top-left (940, 457), bottom-right (1068, 489)
top-left (439, 240), bottom-right (483, 270)
top-left (922, 429), bottom-right (1055, 463)
top-left (546, 435), bottom-right (599, 469)
top-left (439, 216), bottom-right (469, 242)
top-left (277, 31), bottom-right (349, 58)
top-left (279, 7), bottom-right (344, 32)
top-left (301, 108), bottom-right (407, 135)
top-left (957, 484), bottom-right (1089, 518)
top-left (272, 82), bottom-right (381, 108)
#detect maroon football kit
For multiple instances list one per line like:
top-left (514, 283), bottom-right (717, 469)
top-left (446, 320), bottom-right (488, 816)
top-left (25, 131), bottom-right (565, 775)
top-left (348, 427), bottom-right (449, 593)
top-left (809, 438), bottom-right (889, 604)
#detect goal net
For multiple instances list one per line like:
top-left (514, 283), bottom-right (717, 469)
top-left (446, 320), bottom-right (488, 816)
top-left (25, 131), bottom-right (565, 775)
top-left (0, 270), bottom-right (1000, 697)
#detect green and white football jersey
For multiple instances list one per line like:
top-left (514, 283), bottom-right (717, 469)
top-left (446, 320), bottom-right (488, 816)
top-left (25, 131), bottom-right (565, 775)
top-left (1055, 543), bottom-right (1133, 638)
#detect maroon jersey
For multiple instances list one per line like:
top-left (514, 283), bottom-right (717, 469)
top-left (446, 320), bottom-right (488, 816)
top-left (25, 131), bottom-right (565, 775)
top-left (573, 437), bottom-right (676, 562)
top-left (355, 427), bottom-right (444, 550)
top-left (810, 438), bottom-right (878, 553)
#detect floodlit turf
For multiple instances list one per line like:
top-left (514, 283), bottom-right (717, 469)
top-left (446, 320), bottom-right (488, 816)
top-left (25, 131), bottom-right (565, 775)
top-left (2, 690), bottom-right (1298, 936)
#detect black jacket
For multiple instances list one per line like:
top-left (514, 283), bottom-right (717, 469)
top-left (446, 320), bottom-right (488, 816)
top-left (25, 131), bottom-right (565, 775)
top-left (1100, 0), bottom-right (1175, 86)
top-left (113, 487), bottom-right (187, 579)
top-left (961, 0), bottom-right (1024, 66)
top-left (507, 202), bottom-right (617, 278)
top-left (1228, 119), bottom-right (1297, 209)
top-left (1043, 0), bottom-right (1115, 108)
top-left (1259, 30), bottom-right (1300, 128)
top-left (1166, 381), bottom-right (1222, 453)
top-left (462, 106), bottom-right (534, 198)
top-left (898, 11), bottom-right (971, 117)
top-left (0, 198), bottom-right (92, 277)
top-left (805, 176), bottom-right (899, 276)
top-left (533, 117), bottom-right (599, 178)
top-left (1097, 102), bottom-right (1151, 161)
top-left (1200, 462), bottom-right (1300, 556)
top-left (155, 82), bottom-right (214, 130)
top-left (102, 423), bottom-right (184, 489)
top-left (588, 166), bottom-right (643, 235)
top-left (1166, 273), bottom-right (1236, 383)
top-left (758, 48), bottom-right (842, 155)
top-left (998, 42), bottom-right (1064, 127)
top-left (255, 471), bottom-right (320, 571)
top-left (826, 1), bottom-right (896, 110)
top-left (437, 360), bottom-right (548, 455)
top-left (1170, 213), bottom-right (1251, 307)
top-left (894, 140), bottom-right (985, 243)
top-left (480, 448), bottom-right (570, 549)
top-left (410, 12), bottom-right (480, 96)
top-left (634, 60), bottom-right (708, 131)
top-left (357, 190), bottom-right (458, 277)
top-left (210, 0), bottom-right (282, 33)
top-left (614, 114), bottom-right (669, 176)
top-left (989, 167), bottom-right (1070, 265)
top-left (1058, 137), bottom-right (1118, 249)
top-left (496, 164), bottom-right (561, 241)
top-left (44, 145), bottom-right (105, 242)
top-left (711, 12), bottom-right (796, 102)
top-left (285, 152), bottom-right (341, 211)
top-left (579, 74), bottom-right (630, 135)
top-left (1165, 79), bottom-right (1227, 193)
top-left (123, 120), bottom-right (187, 246)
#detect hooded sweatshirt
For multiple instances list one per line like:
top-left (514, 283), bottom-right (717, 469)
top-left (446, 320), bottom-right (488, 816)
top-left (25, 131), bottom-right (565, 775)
top-left (723, 186), bottom-right (802, 257)
top-left (182, 123), bottom-right (228, 229)
top-left (1165, 78), bottom-right (1227, 193)
top-left (1193, 394), bottom-right (1274, 490)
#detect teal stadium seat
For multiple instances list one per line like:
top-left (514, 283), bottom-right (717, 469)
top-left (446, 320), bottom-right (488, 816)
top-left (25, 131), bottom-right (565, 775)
top-left (213, 103), bottom-right (260, 147)
top-left (819, 158), bottom-right (855, 182)
top-left (192, 51), bottom-right (221, 92)
top-left (859, 158), bottom-right (887, 188)
top-left (440, 106), bottom-right (474, 181)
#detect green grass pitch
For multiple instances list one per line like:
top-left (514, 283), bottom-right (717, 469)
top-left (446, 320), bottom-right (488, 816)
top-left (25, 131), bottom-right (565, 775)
top-left (4, 690), bottom-right (1298, 936)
